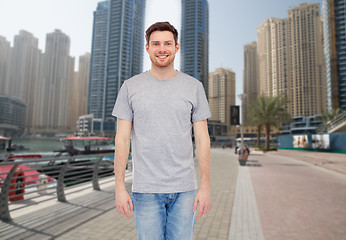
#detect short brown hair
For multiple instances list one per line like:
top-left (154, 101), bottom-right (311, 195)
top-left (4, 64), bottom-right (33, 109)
top-left (145, 22), bottom-right (178, 45)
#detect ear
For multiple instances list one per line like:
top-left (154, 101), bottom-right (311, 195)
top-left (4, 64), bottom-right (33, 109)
top-left (175, 43), bottom-right (180, 52)
top-left (145, 44), bottom-right (149, 53)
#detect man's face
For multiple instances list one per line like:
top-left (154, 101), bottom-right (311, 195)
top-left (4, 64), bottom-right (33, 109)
top-left (146, 31), bottom-right (179, 68)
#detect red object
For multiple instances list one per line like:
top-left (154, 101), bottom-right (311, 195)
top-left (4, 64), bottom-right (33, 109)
top-left (8, 167), bottom-right (25, 201)
top-left (0, 163), bottom-right (55, 202)
top-left (63, 136), bottom-right (112, 141)
top-left (239, 149), bottom-right (249, 161)
top-left (8, 154), bottom-right (42, 160)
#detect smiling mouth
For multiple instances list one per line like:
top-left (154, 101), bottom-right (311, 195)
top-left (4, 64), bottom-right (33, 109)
top-left (157, 55), bottom-right (169, 59)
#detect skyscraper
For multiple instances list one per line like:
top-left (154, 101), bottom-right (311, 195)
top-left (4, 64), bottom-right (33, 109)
top-left (33, 30), bottom-right (74, 130)
top-left (208, 68), bottom-right (236, 131)
top-left (88, 0), bottom-right (146, 133)
top-left (181, 0), bottom-right (209, 97)
top-left (88, 1), bottom-right (109, 121)
top-left (257, 18), bottom-right (287, 98)
top-left (0, 36), bottom-right (10, 96)
top-left (322, 0), bottom-right (346, 111)
top-left (70, 53), bottom-right (91, 127)
top-left (243, 42), bottom-right (259, 122)
top-left (257, 3), bottom-right (326, 117)
top-left (5, 30), bottom-right (41, 130)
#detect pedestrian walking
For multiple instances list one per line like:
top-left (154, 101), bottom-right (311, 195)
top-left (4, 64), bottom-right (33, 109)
top-left (112, 21), bottom-right (211, 240)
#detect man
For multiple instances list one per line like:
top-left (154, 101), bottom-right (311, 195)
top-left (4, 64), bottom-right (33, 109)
top-left (112, 22), bottom-right (211, 240)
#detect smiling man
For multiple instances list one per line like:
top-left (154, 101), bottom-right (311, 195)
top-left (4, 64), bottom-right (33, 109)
top-left (112, 22), bottom-right (211, 240)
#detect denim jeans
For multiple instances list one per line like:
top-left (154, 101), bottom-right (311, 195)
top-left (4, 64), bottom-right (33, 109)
top-left (132, 190), bottom-right (197, 240)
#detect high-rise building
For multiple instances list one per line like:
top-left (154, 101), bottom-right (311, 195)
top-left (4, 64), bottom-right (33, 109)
top-left (88, 0), bottom-right (146, 134)
top-left (0, 95), bottom-right (26, 136)
top-left (257, 3), bottom-right (326, 117)
top-left (88, 1), bottom-right (109, 121)
top-left (208, 68), bottom-right (236, 133)
top-left (5, 31), bottom-right (41, 130)
top-left (71, 53), bottom-right (91, 127)
top-left (181, 0), bottom-right (209, 97)
top-left (257, 18), bottom-right (287, 98)
top-left (33, 29), bottom-right (75, 130)
top-left (0, 36), bottom-right (10, 96)
top-left (322, 0), bottom-right (346, 111)
top-left (243, 42), bottom-right (259, 122)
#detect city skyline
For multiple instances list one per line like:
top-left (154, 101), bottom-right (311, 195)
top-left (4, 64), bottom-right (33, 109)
top-left (0, 0), bottom-right (322, 104)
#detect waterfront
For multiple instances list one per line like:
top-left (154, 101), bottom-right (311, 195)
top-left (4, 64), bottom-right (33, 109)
top-left (1, 149), bottom-right (345, 239)
top-left (9, 138), bottom-right (64, 156)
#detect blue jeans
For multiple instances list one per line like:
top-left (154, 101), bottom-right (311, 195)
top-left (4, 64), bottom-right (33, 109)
top-left (132, 190), bottom-right (197, 240)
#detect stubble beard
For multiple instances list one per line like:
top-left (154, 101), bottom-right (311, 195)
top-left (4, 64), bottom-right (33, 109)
top-left (150, 52), bottom-right (176, 68)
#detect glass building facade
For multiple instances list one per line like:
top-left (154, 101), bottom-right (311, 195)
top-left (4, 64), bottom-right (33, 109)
top-left (181, 0), bottom-right (209, 97)
top-left (88, 1), bottom-right (109, 120)
top-left (88, 0), bottom-right (146, 134)
top-left (323, 0), bottom-right (346, 111)
top-left (0, 95), bottom-right (26, 136)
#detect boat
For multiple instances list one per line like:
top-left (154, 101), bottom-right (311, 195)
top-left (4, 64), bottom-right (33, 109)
top-left (0, 136), bottom-right (11, 161)
top-left (7, 143), bottom-right (30, 151)
top-left (54, 136), bottom-right (115, 156)
top-left (0, 136), bottom-right (39, 162)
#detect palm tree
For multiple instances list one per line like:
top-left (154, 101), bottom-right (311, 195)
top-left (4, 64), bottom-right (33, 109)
top-left (245, 111), bottom-right (262, 147)
top-left (247, 95), bottom-right (291, 150)
top-left (317, 108), bottom-right (341, 133)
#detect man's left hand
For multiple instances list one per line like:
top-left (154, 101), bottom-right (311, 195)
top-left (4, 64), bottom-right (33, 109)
top-left (193, 188), bottom-right (211, 218)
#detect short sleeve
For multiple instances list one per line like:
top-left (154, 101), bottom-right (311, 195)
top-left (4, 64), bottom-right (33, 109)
top-left (191, 82), bottom-right (211, 122)
top-left (112, 82), bottom-right (133, 121)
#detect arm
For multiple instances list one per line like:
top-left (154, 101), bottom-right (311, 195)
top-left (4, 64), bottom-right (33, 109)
top-left (192, 120), bottom-right (211, 218)
top-left (114, 118), bottom-right (133, 218)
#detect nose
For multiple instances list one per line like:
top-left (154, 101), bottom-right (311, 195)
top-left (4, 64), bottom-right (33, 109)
top-left (159, 43), bottom-right (166, 52)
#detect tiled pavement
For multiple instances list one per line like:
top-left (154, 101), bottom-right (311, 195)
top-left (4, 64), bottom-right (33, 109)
top-left (1, 148), bottom-right (345, 240)
top-left (248, 151), bottom-right (346, 240)
top-left (0, 150), bottom-right (239, 240)
top-left (267, 149), bottom-right (346, 177)
top-left (228, 166), bottom-right (264, 240)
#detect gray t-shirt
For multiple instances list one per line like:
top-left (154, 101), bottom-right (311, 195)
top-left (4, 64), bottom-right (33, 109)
top-left (112, 71), bottom-right (211, 193)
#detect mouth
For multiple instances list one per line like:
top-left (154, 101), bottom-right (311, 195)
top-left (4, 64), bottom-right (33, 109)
top-left (156, 54), bottom-right (169, 60)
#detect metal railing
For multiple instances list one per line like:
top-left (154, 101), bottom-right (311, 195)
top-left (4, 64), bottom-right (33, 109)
top-left (0, 153), bottom-right (116, 222)
top-left (327, 111), bottom-right (346, 133)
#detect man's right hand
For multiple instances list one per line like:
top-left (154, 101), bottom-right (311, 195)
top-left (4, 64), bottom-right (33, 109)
top-left (115, 189), bottom-right (133, 218)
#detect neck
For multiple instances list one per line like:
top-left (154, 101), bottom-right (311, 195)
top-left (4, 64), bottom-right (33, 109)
top-left (150, 64), bottom-right (177, 80)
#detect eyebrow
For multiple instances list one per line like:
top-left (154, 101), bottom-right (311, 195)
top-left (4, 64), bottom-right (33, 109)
top-left (150, 40), bottom-right (174, 44)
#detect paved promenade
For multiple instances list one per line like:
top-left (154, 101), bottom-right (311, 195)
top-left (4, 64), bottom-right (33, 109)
top-left (0, 150), bottom-right (239, 240)
top-left (251, 150), bottom-right (346, 240)
top-left (1, 148), bottom-right (345, 240)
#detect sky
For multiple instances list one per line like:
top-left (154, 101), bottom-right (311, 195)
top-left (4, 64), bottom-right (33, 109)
top-left (0, 0), bottom-right (322, 104)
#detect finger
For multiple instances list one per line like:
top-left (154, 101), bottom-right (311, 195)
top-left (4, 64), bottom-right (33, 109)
top-left (193, 197), bottom-right (199, 212)
top-left (197, 203), bottom-right (210, 218)
top-left (205, 206), bottom-right (210, 215)
top-left (201, 206), bottom-right (210, 217)
top-left (129, 198), bottom-right (134, 212)
top-left (117, 205), bottom-right (125, 216)
top-left (116, 204), bottom-right (129, 218)
top-left (196, 208), bottom-right (203, 218)
top-left (123, 205), bottom-right (131, 218)
top-left (196, 203), bottom-right (203, 218)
